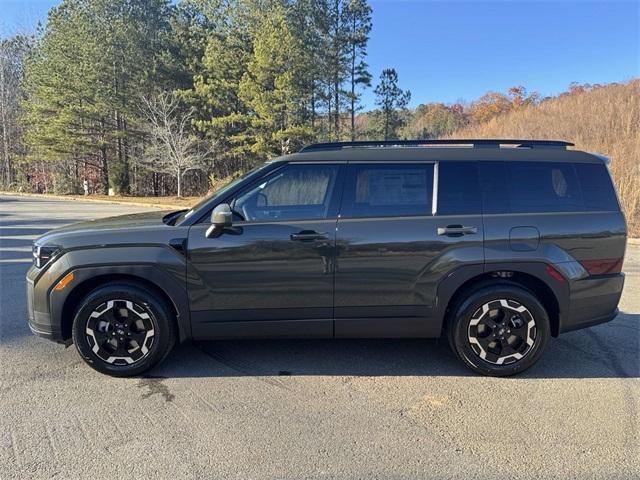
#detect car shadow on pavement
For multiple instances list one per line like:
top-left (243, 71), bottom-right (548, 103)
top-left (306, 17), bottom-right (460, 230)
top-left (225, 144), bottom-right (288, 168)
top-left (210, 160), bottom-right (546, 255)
top-left (154, 312), bottom-right (639, 380)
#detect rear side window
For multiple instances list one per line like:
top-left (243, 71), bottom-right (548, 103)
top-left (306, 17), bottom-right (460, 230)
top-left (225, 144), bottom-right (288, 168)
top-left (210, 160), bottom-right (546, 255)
top-left (341, 164), bottom-right (434, 218)
top-left (507, 161), bottom-right (583, 213)
top-left (575, 163), bottom-right (619, 211)
top-left (437, 162), bottom-right (481, 215)
top-left (480, 160), bottom-right (619, 214)
top-left (480, 161), bottom-right (585, 213)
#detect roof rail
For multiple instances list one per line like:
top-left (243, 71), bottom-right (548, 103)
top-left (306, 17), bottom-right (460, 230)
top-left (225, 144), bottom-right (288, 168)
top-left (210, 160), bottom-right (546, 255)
top-left (300, 139), bottom-right (574, 152)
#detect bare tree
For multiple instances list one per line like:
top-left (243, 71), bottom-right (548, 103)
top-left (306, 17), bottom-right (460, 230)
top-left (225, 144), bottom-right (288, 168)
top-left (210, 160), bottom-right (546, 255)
top-left (0, 35), bottom-right (31, 187)
top-left (139, 92), bottom-right (211, 197)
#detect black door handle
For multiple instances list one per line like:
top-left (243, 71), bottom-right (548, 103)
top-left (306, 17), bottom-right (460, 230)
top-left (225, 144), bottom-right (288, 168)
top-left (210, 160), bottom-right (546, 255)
top-left (437, 225), bottom-right (478, 236)
top-left (290, 231), bottom-right (329, 242)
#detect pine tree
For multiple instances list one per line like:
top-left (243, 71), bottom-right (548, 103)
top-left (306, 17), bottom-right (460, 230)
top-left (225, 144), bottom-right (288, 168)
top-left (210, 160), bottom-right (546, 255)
top-left (191, 30), bottom-right (252, 169)
top-left (239, 7), bottom-right (315, 157)
top-left (21, 0), bottom-right (174, 194)
top-left (374, 68), bottom-right (411, 140)
top-left (345, 0), bottom-right (372, 141)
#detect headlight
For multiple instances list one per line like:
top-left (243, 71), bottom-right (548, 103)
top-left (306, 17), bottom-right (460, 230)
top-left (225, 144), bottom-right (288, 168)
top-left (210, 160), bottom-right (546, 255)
top-left (33, 244), bottom-right (60, 268)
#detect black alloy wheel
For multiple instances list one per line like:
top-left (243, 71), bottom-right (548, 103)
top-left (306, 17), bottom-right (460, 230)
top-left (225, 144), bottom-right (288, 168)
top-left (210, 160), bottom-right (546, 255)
top-left (85, 299), bottom-right (156, 366)
top-left (72, 282), bottom-right (176, 377)
top-left (448, 284), bottom-right (550, 376)
top-left (467, 298), bottom-right (536, 365)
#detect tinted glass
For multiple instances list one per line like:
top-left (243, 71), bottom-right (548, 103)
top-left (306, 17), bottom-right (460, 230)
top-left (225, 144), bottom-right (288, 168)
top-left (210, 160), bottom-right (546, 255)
top-left (437, 161), bottom-right (481, 215)
top-left (342, 164), bottom-right (434, 218)
top-left (575, 163), bottom-right (619, 211)
top-left (479, 161), bottom-right (510, 214)
top-left (233, 164), bottom-right (339, 221)
top-left (506, 161), bottom-right (583, 213)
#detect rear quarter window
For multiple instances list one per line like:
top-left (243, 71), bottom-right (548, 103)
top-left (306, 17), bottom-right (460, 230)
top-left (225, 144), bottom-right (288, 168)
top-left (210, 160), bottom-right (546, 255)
top-left (506, 161), bottom-right (583, 213)
top-left (575, 163), bottom-right (620, 211)
top-left (480, 160), bottom-right (620, 214)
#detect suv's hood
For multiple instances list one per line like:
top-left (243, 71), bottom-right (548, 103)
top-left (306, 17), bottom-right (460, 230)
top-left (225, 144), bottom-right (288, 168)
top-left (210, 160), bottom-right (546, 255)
top-left (49, 211), bottom-right (170, 233)
top-left (36, 210), bottom-right (175, 248)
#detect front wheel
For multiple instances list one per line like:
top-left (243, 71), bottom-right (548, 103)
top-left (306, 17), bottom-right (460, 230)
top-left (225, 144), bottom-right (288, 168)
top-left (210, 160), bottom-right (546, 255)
top-left (448, 284), bottom-right (550, 377)
top-left (72, 282), bottom-right (176, 377)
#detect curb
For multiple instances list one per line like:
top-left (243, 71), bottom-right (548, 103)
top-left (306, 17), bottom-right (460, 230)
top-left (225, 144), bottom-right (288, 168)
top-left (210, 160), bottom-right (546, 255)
top-left (0, 191), bottom-right (186, 210)
top-left (628, 238), bottom-right (640, 245)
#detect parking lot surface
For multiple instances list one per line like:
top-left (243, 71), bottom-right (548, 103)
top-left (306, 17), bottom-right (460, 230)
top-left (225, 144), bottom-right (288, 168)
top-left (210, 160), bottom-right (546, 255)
top-left (1, 195), bottom-right (638, 479)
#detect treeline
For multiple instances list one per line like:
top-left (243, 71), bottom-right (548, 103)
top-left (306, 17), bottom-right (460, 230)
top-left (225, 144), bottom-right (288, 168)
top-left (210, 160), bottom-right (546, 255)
top-left (0, 1), bottom-right (636, 205)
top-left (3, 0), bottom-right (396, 197)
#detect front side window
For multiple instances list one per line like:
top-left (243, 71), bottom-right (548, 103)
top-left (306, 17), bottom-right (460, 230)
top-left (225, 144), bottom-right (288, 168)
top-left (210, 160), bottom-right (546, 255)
top-left (341, 164), bottom-right (434, 218)
top-left (232, 164), bottom-right (339, 222)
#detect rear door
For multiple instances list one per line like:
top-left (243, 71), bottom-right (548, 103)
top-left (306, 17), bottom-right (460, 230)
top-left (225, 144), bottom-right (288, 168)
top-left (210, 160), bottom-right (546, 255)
top-left (334, 161), bottom-right (484, 338)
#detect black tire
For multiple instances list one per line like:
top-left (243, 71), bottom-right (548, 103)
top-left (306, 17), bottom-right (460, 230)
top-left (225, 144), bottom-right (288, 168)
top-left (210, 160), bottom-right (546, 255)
top-left (72, 282), bottom-right (176, 377)
top-left (447, 284), bottom-right (550, 377)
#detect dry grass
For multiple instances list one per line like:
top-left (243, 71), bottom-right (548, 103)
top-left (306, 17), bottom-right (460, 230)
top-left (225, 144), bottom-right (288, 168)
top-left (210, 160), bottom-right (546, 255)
top-left (451, 80), bottom-right (640, 236)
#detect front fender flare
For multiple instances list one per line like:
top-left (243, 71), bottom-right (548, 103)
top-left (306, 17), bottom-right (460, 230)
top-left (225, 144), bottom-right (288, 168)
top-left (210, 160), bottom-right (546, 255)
top-left (46, 247), bottom-right (190, 342)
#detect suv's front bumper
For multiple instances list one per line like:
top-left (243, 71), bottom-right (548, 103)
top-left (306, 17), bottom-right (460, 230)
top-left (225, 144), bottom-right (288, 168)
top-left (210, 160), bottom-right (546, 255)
top-left (26, 266), bottom-right (65, 343)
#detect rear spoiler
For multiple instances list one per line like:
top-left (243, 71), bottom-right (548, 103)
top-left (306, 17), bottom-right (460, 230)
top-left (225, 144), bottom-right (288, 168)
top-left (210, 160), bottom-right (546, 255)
top-left (590, 152), bottom-right (611, 165)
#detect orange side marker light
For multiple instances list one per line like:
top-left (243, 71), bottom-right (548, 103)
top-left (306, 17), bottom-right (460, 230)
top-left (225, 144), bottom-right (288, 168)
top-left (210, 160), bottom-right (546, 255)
top-left (54, 272), bottom-right (74, 291)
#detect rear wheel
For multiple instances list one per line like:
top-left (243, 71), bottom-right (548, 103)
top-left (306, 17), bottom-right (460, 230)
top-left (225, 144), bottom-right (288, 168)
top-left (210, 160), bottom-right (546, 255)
top-left (72, 282), bottom-right (176, 377)
top-left (448, 284), bottom-right (550, 376)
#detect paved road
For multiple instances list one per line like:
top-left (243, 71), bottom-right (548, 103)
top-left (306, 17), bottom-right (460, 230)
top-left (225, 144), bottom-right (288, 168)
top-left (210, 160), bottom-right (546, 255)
top-left (1, 195), bottom-right (638, 480)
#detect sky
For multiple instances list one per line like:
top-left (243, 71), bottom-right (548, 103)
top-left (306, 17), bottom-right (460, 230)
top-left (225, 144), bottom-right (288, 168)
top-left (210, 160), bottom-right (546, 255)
top-left (1, 0), bottom-right (639, 109)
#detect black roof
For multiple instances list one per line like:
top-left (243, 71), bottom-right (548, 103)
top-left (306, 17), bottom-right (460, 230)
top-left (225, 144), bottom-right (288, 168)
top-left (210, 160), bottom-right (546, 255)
top-left (300, 139), bottom-right (574, 153)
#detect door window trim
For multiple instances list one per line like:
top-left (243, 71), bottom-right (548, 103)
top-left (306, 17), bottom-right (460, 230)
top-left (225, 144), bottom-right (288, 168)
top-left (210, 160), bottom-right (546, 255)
top-left (432, 162), bottom-right (439, 215)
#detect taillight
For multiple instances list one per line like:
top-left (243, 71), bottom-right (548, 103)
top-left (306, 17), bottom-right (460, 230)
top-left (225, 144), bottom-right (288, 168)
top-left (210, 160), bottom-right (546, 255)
top-left (579, 258), bottom-right (624, 275)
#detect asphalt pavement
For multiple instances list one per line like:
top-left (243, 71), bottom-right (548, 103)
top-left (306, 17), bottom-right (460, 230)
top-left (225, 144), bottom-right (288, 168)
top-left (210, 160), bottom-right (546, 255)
top-left (1, 195), bottom-right (638, 479)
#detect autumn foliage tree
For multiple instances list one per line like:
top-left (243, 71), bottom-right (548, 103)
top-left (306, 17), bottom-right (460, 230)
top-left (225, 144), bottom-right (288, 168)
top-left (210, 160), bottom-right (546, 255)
top-left (468, 86), bottom-right (540, 123)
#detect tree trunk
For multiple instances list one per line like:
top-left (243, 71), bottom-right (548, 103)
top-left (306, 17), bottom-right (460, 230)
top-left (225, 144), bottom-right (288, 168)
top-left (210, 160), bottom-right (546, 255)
top-left (311, 80), bottom-right (316, 128)
top-left (350, 16), bottom-right (356, 142)
top-left (350, 46), bottom-right (356, 141)
top-left (384, 110), bottom-right (390, 141)
top-left (176, 168), bottom-right (182, 198)
top-left (0, 64), bottom-right (11, 187)
top-left (100, 144), bottom-right (109, 194)
top-left (122, 117), bottom-right (130, 193)
top-left (333, 0), bottom-right (341, 140)
top-left (0, 110), bottom-right (10, 187)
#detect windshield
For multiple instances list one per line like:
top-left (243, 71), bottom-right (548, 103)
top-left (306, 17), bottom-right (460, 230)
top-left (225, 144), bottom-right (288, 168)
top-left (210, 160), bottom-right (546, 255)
top-left (174, 163), bottom-right (271, 225)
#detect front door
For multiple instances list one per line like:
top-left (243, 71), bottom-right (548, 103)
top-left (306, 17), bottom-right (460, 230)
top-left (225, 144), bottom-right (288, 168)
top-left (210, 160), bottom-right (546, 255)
top-left (187, 162), bottom-right (343, 339)
top-left (334, 161), bottom-right (484, 337)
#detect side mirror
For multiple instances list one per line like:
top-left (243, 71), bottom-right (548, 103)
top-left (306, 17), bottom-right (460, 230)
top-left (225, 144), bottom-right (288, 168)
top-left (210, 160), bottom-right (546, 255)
top-left (206, 203), bottom-right (232, 238)
top-left (211, 203), bottom-right (233, 227)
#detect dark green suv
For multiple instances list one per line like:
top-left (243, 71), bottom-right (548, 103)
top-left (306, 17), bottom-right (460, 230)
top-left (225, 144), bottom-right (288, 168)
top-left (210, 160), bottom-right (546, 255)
top-left (27, 139), bottom-right (627, 377)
